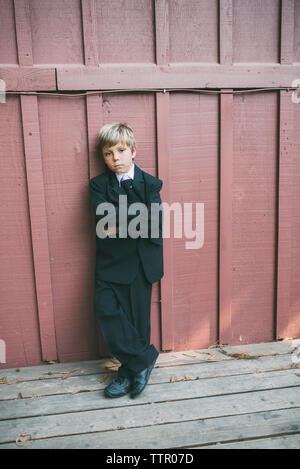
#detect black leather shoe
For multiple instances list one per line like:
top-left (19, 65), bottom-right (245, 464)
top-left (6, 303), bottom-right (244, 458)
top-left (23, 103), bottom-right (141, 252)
top-left (104, 375), bottom-right (132, 398)
top-left (130, 358), bottom-right (156, 399)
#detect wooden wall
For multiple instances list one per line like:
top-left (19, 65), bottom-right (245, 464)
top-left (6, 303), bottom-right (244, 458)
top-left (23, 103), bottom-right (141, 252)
top-left (0, 0), bottom-right (299, 368)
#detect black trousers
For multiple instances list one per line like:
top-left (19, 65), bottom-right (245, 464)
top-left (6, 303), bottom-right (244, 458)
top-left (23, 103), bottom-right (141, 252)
top-left (94, 258), bottom-right (159, 376)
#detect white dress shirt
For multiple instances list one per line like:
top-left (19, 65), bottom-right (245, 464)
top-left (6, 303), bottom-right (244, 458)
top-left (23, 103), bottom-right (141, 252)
top-left (115, 163), bottom-right (135, 186)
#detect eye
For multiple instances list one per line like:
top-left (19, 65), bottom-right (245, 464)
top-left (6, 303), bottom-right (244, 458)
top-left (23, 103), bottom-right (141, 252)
top-left (104, 152), bottom-right (112, 157)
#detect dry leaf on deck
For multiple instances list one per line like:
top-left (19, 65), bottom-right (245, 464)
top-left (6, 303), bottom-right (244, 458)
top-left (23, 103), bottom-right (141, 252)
top-left (42, 368), bottom-right (80, 379)
top-left (104, 359), bottom-right (120, 371)
top-left (100, 374), bottom-right (108, 383)
top-left (219, 347), bottom-right (260, 359)
top-left (16, 434), bottom-right (31, 446)
top-left (104, 364), bottom-right (119, 371)
top-left (70, 388), bottom-right (98, 395)
top-left (111, 358), bottom-right (121, 364)
top-left (169, 376), bottom-right (175, 382)
top-left (207, 353), bottom-right (217, 360)
top-left (0, 377), bottom-right (23, 385)
top-left (61, 368), bottom-right (80, 379)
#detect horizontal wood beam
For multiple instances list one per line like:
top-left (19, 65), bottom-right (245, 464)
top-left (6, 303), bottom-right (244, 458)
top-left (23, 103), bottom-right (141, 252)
top-left (55, 64), bottom-right (300, 90)
top-left (1, 63), bottom-right (299, 91)
top-left (0, 66), bottom-right (56, 91)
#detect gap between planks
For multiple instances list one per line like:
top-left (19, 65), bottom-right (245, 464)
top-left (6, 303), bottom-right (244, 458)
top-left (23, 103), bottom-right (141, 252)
top-left (0, 354), bottom-right (298, 403)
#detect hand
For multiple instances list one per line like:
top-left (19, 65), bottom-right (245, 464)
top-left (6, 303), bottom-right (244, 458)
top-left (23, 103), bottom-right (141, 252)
top-left (102, 226), bottom-right (117, 236)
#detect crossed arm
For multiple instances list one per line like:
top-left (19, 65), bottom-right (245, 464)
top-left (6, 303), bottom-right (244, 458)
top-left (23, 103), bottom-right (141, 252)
top-left (89, 178), bottom-right (163, 243)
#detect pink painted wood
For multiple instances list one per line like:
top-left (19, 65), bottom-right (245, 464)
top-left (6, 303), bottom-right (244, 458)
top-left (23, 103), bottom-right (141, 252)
top-left (276, 90), bottom-right (300, 339)
top-left (0, 0), bottom-right (299, 368)
top-left (167, 92), bottom-right (219, 350)
top-left (231, 91), bottom-right (278, 344)
top-left (0, 96), bottom-right (42, 368)
top-left (37, 95), bottom-right (99, 363)
top-left (20, 95), bottom-right (57, 362)
top-left (156, 91), bottom-right (174, 351)
top-left (219, 90), bottom-right (234, 345)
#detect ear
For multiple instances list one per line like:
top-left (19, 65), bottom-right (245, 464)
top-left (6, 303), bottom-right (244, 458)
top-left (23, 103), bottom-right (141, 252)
top-left (132, 146), bottom-right (137, 160)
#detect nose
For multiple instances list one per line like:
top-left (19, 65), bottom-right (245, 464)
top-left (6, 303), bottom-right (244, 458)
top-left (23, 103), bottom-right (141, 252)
top-left (112, 152), bottom-right (120, 161)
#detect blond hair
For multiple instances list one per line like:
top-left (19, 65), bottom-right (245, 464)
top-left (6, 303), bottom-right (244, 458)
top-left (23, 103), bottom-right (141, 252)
top-left (97, 122), bottom-right (136, 156)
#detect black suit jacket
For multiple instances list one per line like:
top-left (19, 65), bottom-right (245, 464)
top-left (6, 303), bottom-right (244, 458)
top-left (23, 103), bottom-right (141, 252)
top-left (89, 164), bottom-right (163, 284)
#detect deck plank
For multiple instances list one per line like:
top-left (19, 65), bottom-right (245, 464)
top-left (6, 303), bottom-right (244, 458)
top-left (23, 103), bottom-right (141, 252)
top-left (199, 433), bottom-right (300, 449)
top-left (0, 354), bottom-right (294, 401)
top-left (0, 340), bottom-right (296, 382)
top-left (0, 367), bottom-right (299, 419)
top-left (0, 340), bottom-right (299, 449)
top-left (0, 386), bottom-right (299, 445)
top-left (1, 406), bottom-right (300, 449)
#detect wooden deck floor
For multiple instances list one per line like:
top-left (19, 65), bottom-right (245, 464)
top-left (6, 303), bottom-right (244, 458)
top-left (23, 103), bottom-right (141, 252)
top-left (0, 340), bottom-right (300, 449)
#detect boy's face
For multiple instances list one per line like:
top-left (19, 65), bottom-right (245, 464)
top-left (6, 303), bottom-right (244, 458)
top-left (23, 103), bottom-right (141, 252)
top-left (102, 141), bottom-right (136, 174)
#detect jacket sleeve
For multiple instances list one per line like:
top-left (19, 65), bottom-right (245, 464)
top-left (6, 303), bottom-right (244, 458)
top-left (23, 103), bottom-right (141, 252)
top-left (120, 177), bottom-right (163, 244)
top-left (89, 177), bottom-right (106, 214)
top-left (145, 180), bottom-right (163, 245)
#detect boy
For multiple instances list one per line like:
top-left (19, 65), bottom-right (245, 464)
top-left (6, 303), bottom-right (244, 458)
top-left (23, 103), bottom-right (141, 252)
top-left (89, 123), bottom-right (163, 399)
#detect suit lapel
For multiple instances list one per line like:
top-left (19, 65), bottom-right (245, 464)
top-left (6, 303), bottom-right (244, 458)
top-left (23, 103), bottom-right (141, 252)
top-left (105, 164), bottom-right (147, 203)
top-left (106, 168), bottom-right (123, 202)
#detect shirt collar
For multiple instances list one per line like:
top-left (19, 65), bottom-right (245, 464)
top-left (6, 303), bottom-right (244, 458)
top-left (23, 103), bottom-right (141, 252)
top-left (115, 163), bottom-right (135, 184)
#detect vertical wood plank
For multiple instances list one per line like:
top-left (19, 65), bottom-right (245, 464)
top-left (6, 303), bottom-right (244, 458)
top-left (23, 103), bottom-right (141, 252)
top-left (86, 93), bottom-right (109, 357)
top-left (280, 0), bottom-right (294, 64)
top-left (219, 89), bottom-right (233, 344)
top-left (14, 0), bottom-right (57, 362)
top-left (154, 0), bottom-right (170, 65)
top-left (86, 94), bottom-right (104, 178)
top-left (83, 0), bottom-right (107, 357)
top-left (219, 0), bottom-right (233, 64)
top-left (156, 91), bottom-right (174, 351)
top-left (81, 0), bottom-right (99, 67)
top-left (276, 90), bottom-right (294, 339)
top-left (155, 0), bottom-right (172, 350)
top-left (20, 95), bottom-right (57, 361)
top-left (13, 0), bottom-right (33, 66)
